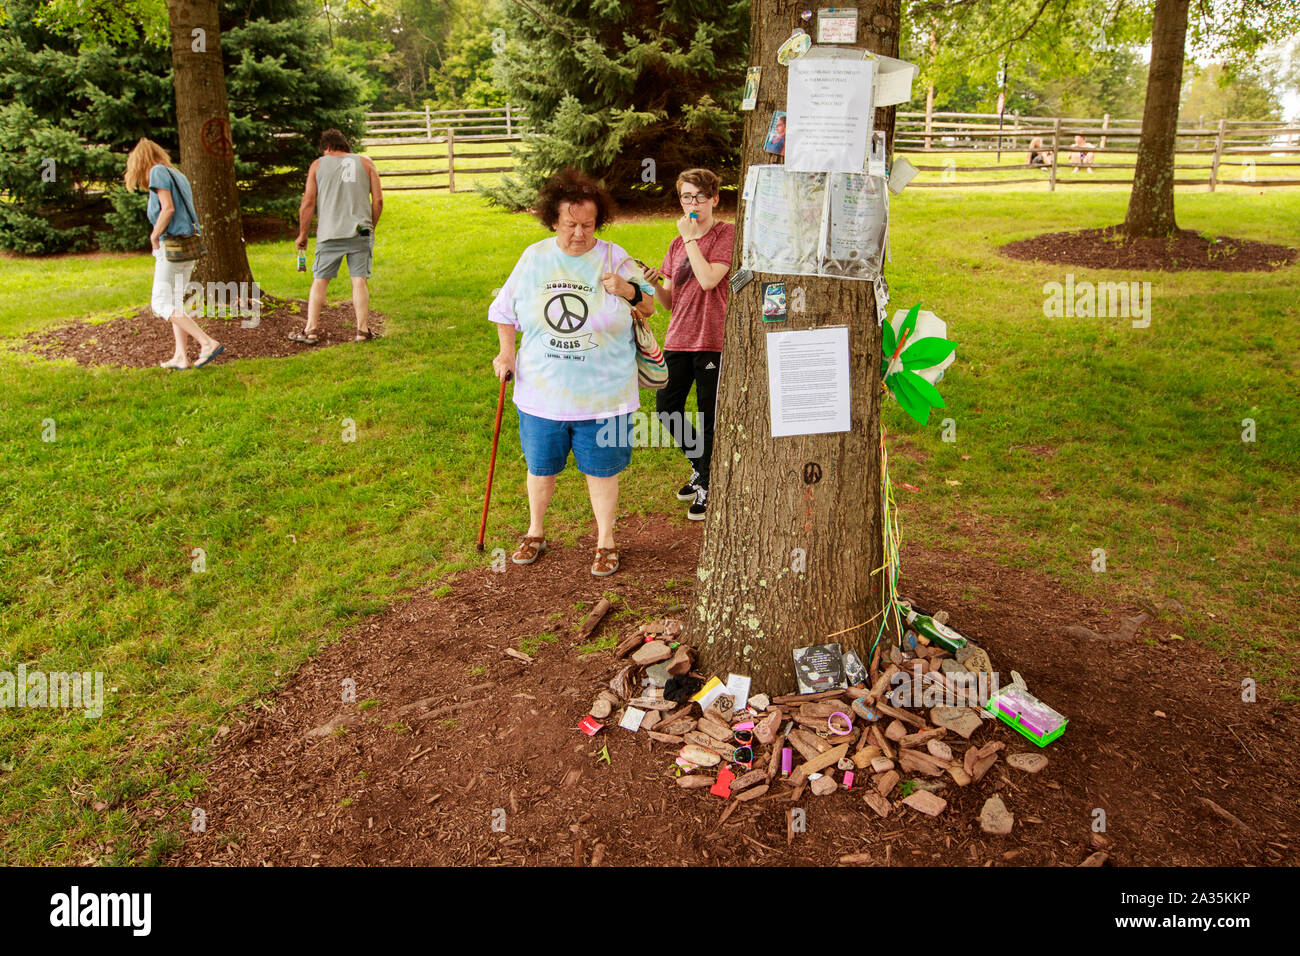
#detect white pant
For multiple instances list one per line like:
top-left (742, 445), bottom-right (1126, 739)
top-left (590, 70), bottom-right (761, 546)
top-left (150, 247), bottom-right (197, 320)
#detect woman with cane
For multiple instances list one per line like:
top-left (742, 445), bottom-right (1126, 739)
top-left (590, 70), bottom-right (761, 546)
top-left (486, 168), bottom-right (655, 577)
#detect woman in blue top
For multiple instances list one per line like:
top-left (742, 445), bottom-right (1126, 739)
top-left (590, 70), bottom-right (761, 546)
top-left (123, 138), bottom-right (224, 370)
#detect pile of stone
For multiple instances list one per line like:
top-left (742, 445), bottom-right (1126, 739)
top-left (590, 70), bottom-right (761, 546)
top-left (588, 615), bottom-right (1050, 832)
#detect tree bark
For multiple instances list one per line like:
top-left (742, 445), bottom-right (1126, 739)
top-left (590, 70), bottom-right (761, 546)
top-left (166, 0), bottom-right (253, 286)
top-left (1123, 0), bottom-right (1191, 238)
top-left (688, 0), bottom-right (898, 695)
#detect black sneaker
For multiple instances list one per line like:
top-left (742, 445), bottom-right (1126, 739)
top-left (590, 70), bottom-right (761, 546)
top-left (687, 486), bottom-right (708, 521)
top-left (676, 469), bottom-right (701, 501)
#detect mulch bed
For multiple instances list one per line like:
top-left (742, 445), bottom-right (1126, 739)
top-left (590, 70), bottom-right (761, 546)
top-left (162, 515), bottom-right (1299, 867)
top-left (1001, 226), bottom-right (1297, 272)
top-left (17, 295), bottom-right (384, 368)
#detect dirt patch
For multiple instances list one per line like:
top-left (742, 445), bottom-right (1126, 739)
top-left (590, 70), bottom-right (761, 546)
top-left (164, 514), bottom-right (1299, 867)
top-left (1001, 226), bottom-right (1297, 272)
top-left (16, 295), bottom-right (384, 369)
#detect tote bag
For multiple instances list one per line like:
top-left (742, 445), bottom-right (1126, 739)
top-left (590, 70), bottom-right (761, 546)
top-left (606, 243), bottom-right (667, 390)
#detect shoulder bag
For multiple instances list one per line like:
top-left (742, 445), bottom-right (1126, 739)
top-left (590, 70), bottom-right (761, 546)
top-left (606, 242), bottom-right (667, 390)
top-left (161, 167), bottom-right (207, 263)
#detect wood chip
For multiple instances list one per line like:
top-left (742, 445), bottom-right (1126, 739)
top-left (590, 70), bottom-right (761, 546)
top-left (577, 597), bottom-right (614, 641)
top-left (676, 774), bottom-right (714, 789)
top-left (646, 731), bottom-right (684, 745)
top-left (902, 790), bottom-right (947, 816)
top-left (772, 688), bottom-right (851, 705)
top-left (863, 790), bottom-right (892, 818)
top-left (730, 769), bottom-right (767, 793)
top-left (615, 632), bottom-right (644, 658)
top-left (796, 743), bottom-right (850, 779)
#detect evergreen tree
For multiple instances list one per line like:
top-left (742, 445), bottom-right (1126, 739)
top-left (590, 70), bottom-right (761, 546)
top-left (486, 0), bottom-right (751, 209)
top-left (0, 0), bottom-right (363, 253)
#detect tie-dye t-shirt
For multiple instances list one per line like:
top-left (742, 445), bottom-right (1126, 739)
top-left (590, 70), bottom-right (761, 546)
top-left (489, 237), bottom-right (655, 421)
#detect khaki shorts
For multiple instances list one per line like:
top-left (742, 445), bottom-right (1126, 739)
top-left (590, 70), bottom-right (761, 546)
top-left (313, 234), bottom-right (373, 279)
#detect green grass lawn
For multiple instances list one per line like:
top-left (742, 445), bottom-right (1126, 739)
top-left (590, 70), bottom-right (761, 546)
top-left (1, 182), bottom-right (1297, 864)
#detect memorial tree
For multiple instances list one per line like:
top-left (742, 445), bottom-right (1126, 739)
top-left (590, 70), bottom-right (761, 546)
top-left (689, 0), bottom-right (902, 694)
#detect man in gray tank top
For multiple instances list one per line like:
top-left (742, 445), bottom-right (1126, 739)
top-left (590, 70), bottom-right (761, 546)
top-left (292, 129), bottom-right (384, 343)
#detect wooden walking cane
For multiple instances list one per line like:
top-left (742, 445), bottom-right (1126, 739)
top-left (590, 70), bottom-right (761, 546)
top-left (476, 372), bottom-right (512, 552)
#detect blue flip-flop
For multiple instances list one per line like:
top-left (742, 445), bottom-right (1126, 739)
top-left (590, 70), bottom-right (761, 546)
top-left (195, 344), bottom-right (225, 367)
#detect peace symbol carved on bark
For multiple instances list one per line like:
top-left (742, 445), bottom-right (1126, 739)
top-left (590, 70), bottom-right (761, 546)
top-left (201, 117), bottom-right (234, 158)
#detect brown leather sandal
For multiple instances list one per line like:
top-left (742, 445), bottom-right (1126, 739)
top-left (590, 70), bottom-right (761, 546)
top-left (511, 536), bottom-right (546, 565)
top-left (591, 547), bottom-right (620, 577)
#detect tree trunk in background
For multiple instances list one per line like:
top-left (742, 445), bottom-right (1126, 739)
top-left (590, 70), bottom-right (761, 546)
top-left (167, 0), bottom-right (253, 286)
top-left (688, 0), bottom-right (898, 695)
top-left (1123, 0), bottom-right (1190, 238)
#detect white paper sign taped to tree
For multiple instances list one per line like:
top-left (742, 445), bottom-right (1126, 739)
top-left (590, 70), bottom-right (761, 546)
top-left (786, 49), bottom-right (876, 173)
top-left (766, 326), bottom-right (852, 438)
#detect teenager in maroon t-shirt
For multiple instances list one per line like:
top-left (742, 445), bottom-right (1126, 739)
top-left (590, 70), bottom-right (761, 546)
top-left (645, 169), bottom-right (734, 521)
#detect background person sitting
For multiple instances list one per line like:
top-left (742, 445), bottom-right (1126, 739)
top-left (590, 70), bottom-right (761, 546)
top-left (1069, 134), bottom-right (1095, 173)
top-left (1027, 136), bottom-right (1051, 168)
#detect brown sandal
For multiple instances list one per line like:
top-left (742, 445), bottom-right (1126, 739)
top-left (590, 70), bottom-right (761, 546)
top-left (591, 547), bottom-right (620, 577)
top-left (511, 536), bottom-right (546, 565)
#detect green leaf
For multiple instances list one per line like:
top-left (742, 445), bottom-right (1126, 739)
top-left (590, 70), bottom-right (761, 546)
top-left (898, 303), bottom-right (921, 351)
top-left (882, 317), bottom-right (897, 357)
top-left (889, 372), bottom-right (932, 424)
top-left (900, 337), bottom-right (956, 371)
top-left (900, 369), bottom-right (946, 410)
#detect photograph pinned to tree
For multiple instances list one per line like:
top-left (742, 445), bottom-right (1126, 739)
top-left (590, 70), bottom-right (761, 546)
top-left (763, 111), bottom-right (787, 155)
top-left (742, 66), bottom-right (761, 110)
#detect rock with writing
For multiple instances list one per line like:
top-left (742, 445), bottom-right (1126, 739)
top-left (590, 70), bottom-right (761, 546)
top-left (979, 795), bottom-right (1014, 834)
top-left (755, 708), bottom-right (783, 745)
top-left (679, 744), bottom-right (721, 767)
top-left (927, 739), bottom-right (953, 762)
top-left (1008, 752), bottom-right (1048, 773)
top-left (931, 706), bottom-right (982, 739)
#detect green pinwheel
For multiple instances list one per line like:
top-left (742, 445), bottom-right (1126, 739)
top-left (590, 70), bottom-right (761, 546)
top-left (881, 304), bottom-right (957, 425)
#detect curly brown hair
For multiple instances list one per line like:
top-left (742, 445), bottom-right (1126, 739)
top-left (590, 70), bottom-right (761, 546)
top-left (535, 168), bottom-right (614, 231)
top-left (676, 168), bottom-right (721, 198)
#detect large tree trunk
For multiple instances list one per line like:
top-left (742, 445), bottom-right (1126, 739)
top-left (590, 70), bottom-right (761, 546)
top-left (689, 0), bottom-right (898, 695)
top-left (167, 0), bottom-right (253, 286)
top-left (1123, 0), bottom-right (1191, 238)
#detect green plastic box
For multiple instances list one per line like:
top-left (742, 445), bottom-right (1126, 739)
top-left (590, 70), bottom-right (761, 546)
top-left (984, 684), bottom-right (1067, 748)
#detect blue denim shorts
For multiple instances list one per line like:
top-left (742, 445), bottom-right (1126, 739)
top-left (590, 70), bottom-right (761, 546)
top-left (517, 410), bottom-right (634, 478)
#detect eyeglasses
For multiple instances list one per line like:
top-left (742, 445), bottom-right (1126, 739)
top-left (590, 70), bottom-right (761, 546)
top-left (679, 193), bottom-right (711, 205)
